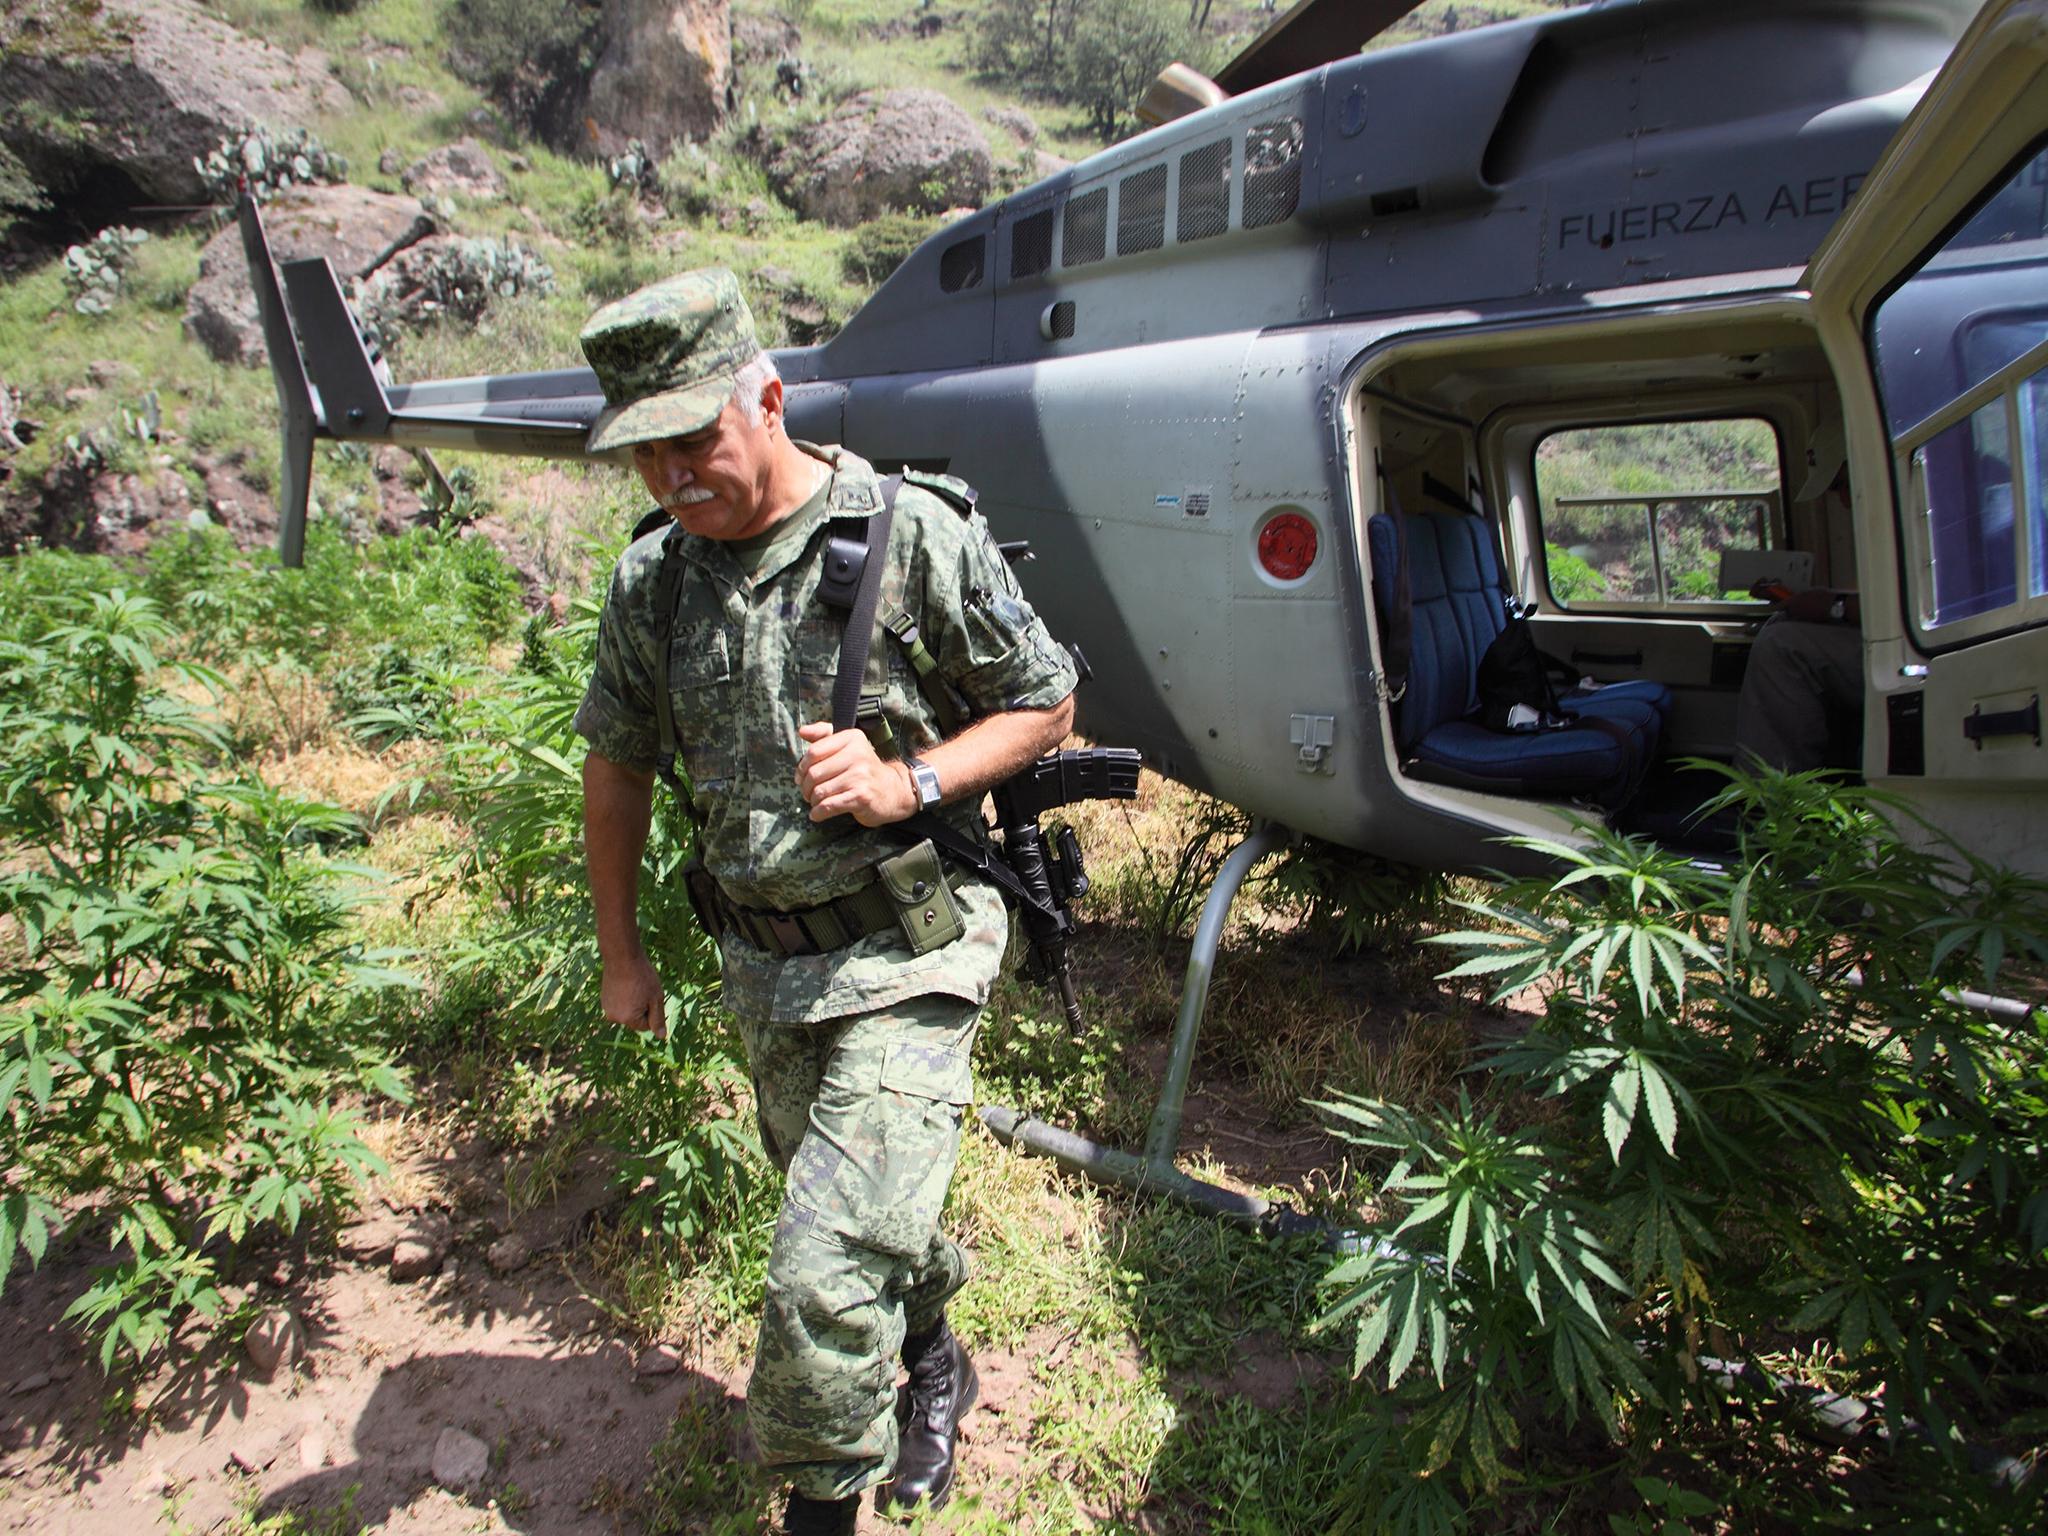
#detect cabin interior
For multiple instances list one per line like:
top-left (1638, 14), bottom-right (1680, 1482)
top-left (1352, 306), bottom-right (1857, 852)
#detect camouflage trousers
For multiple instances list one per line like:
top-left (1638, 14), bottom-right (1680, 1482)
top-left (735, 992), bottom-right (982, 1501)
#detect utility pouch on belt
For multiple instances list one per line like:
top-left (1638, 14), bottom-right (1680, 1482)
top-left (875, 837), bottom-right (964, 956)
top-left (681, 857), bottom-right (723, 940)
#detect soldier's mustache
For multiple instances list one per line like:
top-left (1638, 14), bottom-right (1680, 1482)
top-left (662, 487), bottom-right (715, 509)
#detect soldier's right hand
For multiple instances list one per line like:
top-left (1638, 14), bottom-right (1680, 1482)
top-left (601, 951), bottom-right (667, 1039)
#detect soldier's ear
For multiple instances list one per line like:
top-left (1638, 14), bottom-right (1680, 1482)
top-left (758, 376), bottom-right (785, 433)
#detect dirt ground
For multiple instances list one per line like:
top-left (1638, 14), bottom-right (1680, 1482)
top-left (0, 1097), bottom-right (1338, 1536)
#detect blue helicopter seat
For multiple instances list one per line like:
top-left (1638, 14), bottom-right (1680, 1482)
top-left (1368, 509), bottom-right (1671, 807)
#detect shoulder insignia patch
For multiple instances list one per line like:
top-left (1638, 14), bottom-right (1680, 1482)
top-left (830, 479), bottom-right (879, 514)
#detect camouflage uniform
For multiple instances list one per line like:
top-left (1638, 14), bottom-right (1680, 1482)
top-left (575, 439), bottom-right (1077, 1500)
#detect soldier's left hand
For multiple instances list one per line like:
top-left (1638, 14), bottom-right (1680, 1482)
top-left (796, 722), bottom-right (917, 826)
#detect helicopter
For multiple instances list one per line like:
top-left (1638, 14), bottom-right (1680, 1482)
top-left (242, 0), bottom-right (2048, 1224)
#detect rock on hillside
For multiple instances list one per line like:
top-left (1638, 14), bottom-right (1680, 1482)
top-left (0, 0), bottom-right (346, 212)
top-left (771, 89), bottom-right (992, 228)
top-left (584, 0), bottom-right (732, 159)
top-left (185, 185), bottom-right (434, 366)
top-left (401, 138), bottom-right (507, 203)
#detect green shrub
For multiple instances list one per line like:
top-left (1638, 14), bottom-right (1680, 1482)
top-left (1314, 767), bottom-right (2048, 1529)
top-left (447, 0), bottom-right (604, 140)
top-left (1261, 838), bottom-right (1449, 956)
top-left (409, 605), bottom-right (758, 1247)
top-left (143, 520), bottom-right (523, 676)
top-left (972, 0), bottom-right (1220, 138)
top-left (0, 579), bottom-right (412, 1369)
top-left (839, 212), bottom-right (940, 287)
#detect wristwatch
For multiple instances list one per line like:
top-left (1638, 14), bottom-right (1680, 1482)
top-left (904, 754), bottom-right (943, 812)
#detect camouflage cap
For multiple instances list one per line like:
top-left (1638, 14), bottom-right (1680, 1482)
top-left (580, 268), bottom-right (760, 454)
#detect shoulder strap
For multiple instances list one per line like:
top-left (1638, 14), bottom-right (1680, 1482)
top-left (648, 524), bottom-right (704, 826)
top-left (829, 474), bottom-right (901, 734)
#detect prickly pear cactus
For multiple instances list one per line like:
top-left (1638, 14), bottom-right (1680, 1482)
top-left (608, 139), bottom-right (658, 196)
top-left (61, 226), bottom-right (149, 316)
top-left (353, 237), bottom-right (556, 356)
top-left (195, 125), bottom-right (349, 206)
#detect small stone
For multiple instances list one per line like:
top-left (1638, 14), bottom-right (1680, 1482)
top-left (486, 1234), bottom-right (531, 1275)
top-left (636, 1344), bottom-right (682, 1378)
top-left (243, 1307), bottom-right (304, 1382)
top-left (227, 1431), bottom-right (284, 1474)
top-left (390, 1222), bottom-right (449, 1281)
top-left (378, 148), bottom-right (402, 175)
top-left (9, 1372), bottom-right (50, 1397)
top-left (430, 1426), bottom-right (490, 1491)
top-left (298, 1427), bottom-right (331, 1470)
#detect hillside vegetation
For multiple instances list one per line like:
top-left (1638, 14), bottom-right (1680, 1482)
top-left (1, 4), bottom-right (2044, 1536)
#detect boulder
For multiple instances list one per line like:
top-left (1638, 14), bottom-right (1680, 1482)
top-left (401, 138), bottom-right (506, 202)
top-left (984, 106), bottom-right (1039, 146)
top-left (771, 89), bottom-right (992, 228)
top-left (732, 10), bottom-right (800, 69)
top-left (0, 0), bottom-right (347, 210)
top-left (583, 0), bottom-right (731, 159)
top-left (183, 184), bottom-right (434, 366)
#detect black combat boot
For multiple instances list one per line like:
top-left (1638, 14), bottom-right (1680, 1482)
top-left (782, 1491), bottom-right (857, 1536)
top-left (876, 1315), bottom-right (979, 1516)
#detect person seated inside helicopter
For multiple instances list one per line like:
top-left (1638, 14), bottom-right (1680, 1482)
top-left (1732, 582), bottom-right (1863, 774)
top-left (1731, 460), bottom-right (1863, 775)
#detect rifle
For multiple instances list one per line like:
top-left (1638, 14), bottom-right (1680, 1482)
top-left (991, 747), bottom-right (1142, 1031)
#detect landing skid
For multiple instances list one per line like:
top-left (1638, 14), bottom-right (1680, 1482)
top-left (980, 822), bottom-right (1331, 1242)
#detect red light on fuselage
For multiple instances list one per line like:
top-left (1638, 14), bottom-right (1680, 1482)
top-left (1257, 512), bottom-right (1317, 581)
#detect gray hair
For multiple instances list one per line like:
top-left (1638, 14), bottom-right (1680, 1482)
top-left (730, 352), bottom-right (780, 425)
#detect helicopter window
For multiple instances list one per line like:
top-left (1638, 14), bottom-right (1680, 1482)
top-left (1178, 139), bottom-right (1231, 243)
top-left (1243, 116), bottom-right (1303, 230)
top-left (1010, 209), bottom-right (1054, 280)
top-left (1903, 401), bottom-right (2018, 624)
top-left (939, 235), bottom-right (984, 293)
top-left (1118, 165), bottom-right (1168, 256)
top-left (1870, 141), bottom-right (2048, 634)
top-left (1063, 188), bottom-right (1107, 267)
top-left (1534, 419), bottom-right (1784, 609)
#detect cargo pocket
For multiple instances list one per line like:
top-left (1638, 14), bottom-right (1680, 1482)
top-left (788, 1036), bottom-right (973, 1260)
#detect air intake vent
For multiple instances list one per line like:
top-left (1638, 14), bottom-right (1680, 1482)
top-left (1118, 165), bottom-right (1168, 255)
top-left (1041, 300), bottom-right (1076, 341)
top-left (939, 235), bottom-right (984, 292)
top-left (1063, 188), bottom-right (1107, 267)
top-left (1010, 210), bottom-right (1054, 279)
top-left (1244, 117), bottom-right (1304, 229)
top-left (1178, 139), bottom-right (1231, 242)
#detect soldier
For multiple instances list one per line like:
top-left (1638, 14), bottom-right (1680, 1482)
top-left (572, 270), bottom-right (1077, 1534)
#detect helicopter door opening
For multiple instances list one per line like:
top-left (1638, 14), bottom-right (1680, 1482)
top-left (1802, 0), bottom-right (2048, 876)
top-left (1350, 304), bottom-right (1848, 852)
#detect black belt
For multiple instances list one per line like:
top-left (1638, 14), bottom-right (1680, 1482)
top-left (710, 868), bottom-right (967, 957)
